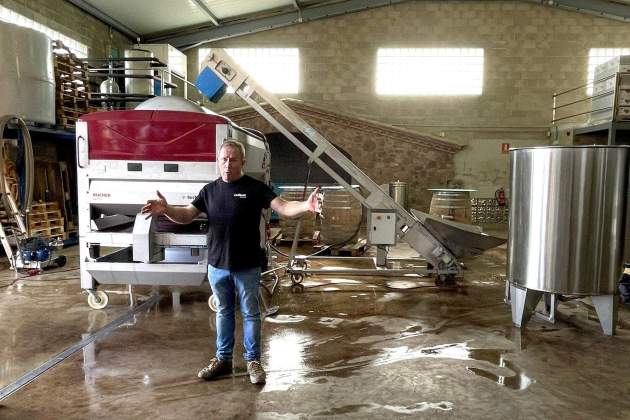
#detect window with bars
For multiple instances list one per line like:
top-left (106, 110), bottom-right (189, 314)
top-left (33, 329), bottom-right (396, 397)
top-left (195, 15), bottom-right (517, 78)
top-left (376, 48), bottom-right (484, 95)
top-left (0, 5), bottom-right (88, 57)
top-left (198, 47), bottom-right (299, 94)
top-left (586, 48), bottom-right (630, 95)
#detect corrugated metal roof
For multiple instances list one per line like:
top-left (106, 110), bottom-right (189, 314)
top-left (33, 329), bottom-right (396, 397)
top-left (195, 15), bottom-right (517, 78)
top-left (81, 0), bottom-right (630, 42)
top-left (82, 0), bottom-right (208, 34)
top-left (205, 0), bottom-right (294, 20)
top-left (82, 0), bottom-right (326, 35)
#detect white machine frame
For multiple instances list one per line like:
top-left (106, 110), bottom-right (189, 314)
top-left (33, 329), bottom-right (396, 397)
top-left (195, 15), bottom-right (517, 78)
top-left (76, 114), bottom-right (269, 308)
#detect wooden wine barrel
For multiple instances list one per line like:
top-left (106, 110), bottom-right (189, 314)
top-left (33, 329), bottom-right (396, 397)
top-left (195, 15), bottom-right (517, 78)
top-left (428, 189), bottom-right (474, 224)
top-left (320, 188), bottom-right (362, 244)
top-left (278, 190), bottom-right (316, 240)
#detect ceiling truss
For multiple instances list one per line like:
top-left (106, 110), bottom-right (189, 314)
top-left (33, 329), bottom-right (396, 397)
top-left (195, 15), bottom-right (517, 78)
top-left (147, 0), bottom-right (412, 49)
top-left (66, 0), bottom-right (630, 48)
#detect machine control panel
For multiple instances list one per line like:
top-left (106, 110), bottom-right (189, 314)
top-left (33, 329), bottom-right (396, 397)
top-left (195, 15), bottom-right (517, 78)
top-left (368, 209), bottom-right (397, 245)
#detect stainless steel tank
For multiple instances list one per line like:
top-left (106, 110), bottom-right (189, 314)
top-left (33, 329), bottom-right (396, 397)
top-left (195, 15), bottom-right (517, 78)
top-left (508, 145), bottom-right (630, 295)
top-left (124, 48), bottom-right (154, 103)
top-left (389, 181), bottom-right (408, 210)
top-left (0, 21), bottom-right (55, 124)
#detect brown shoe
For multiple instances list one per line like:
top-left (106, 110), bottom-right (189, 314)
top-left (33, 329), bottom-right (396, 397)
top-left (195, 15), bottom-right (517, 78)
top-left (247, 360), bottom-right (266, 384)
top-left (197, 357), bottom-right (232, 380)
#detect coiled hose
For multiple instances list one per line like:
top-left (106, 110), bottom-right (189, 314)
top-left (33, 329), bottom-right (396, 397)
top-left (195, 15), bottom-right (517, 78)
top-left (0, 115), bottom-right (35, 214)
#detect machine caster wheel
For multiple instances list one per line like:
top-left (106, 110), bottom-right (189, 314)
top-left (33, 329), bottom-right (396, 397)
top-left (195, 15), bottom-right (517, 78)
top-left (87, 290), bottom-right (109, 309)
top-left (208, 295), bottom-right (219, 312)
top-left (290, 283), bottom-right (304, 294)
top-left (290, 259), bottom-right (307, 270)
top-left (290, 273), bottom-right (304, 285)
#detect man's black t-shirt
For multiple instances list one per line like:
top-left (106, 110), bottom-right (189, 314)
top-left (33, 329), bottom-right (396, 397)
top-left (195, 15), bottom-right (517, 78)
top-left (192, 175), bottom-right (276, 270)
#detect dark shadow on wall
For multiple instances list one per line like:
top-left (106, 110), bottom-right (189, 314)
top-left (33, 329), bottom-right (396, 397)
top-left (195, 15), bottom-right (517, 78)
top-left (266, 132), bottom-right (353, 185)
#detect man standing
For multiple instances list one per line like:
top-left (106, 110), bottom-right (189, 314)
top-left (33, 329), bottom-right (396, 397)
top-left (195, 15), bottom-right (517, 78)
top-left (141, 139), bottom-right (319, 385)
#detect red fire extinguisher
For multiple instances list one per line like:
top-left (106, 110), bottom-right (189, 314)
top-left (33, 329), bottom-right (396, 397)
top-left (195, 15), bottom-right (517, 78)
top-left (495, 188), bottom-right (506, 207)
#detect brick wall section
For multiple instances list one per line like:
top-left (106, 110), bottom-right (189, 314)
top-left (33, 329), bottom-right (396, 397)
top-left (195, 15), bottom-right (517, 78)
top-left (223, 100), bottom-right (460, 211)
top-left (190, 1), bottom-right (630, 195)
top-left (0, 0), bottom-right (131, 57)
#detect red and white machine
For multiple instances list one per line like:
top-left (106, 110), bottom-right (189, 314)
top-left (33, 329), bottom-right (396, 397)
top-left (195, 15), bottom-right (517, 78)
top-left (77, 97), bottom-right (269, 308)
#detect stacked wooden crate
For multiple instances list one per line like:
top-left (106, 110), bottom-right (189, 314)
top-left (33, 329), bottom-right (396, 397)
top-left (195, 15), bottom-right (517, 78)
top-left (27, 201), bottom-right (65, 239)
top-left (52, 40), bottom-right (93, 129)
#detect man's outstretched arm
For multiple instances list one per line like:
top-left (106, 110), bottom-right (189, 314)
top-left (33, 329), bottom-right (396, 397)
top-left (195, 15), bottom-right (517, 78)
top-left (141, 190), bottom-right (201, 224)
top-left (270, 187), bottom-right (321, 219)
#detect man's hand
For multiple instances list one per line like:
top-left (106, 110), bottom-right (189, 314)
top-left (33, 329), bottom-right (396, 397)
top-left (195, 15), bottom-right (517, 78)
top-left (141, 190), bottom-right (168, 219)
top-left (306, 186), bottom-right (322, 214)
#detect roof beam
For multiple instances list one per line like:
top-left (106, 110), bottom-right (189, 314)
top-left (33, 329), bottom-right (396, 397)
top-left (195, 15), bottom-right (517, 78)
top-left (66, 0), bottom-right (140, 40)
top-left (523, 0), bottom-right (630, 22)
top-left (147, 0), bottom-right (411, 49)
top-left (191, 0), bottom-right (221, 26)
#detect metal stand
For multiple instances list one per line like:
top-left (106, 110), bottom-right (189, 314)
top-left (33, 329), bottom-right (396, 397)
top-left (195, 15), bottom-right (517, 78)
top-left (509, 281), bottom-right (618, 336)
top-left (592, 294), bottom-right (618, 336)
top-left (376, 245), bottom-right (388, 267)
top-left (509, 284), bottom-right (543, 328)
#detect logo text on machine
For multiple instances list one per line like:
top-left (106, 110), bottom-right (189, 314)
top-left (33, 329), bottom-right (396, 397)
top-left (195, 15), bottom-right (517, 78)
top-left (234, 193), bottom-right (247, 199)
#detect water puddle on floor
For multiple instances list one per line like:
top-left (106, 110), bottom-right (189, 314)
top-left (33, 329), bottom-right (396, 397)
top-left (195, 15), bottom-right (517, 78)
top-left (427, 344), bottom-right (535, 390)
top-left (367, 343), bottom-right (535, 391)
top-left (385, 280), bottom-right (424, 289)
top-left (467, 360), bottom-right (533, 391)
top-left (312, 401), bottom-right (454, 416)
top-left (327, 278), bottom-right (363, 285)
top-left (317, 317), bottom-right (344, 328)
top-left (264, 314), bottom-right (307, 324)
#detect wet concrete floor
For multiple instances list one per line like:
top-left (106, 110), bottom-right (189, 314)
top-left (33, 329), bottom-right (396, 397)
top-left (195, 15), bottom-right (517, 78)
top-left (1, 235), bottom-right (630, 419)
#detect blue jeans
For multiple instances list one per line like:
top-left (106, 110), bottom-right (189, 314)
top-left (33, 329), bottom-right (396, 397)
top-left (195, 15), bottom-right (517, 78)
top-left (208, 265), bottom-right (261, 361)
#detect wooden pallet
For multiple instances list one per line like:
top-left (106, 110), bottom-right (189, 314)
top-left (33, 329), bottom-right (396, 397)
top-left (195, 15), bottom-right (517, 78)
top-left (57, 97), bottom-right (90, 112)
top-left (52, 40), bottom-right (91, 128)
top-left (27, 202), bottom-right (65, 237)
top-left (54, 61), bottom-right (88, 72)
top-left (28, 217), bottom-right (64, 229)
top-left (58, 87), bottom-right (88, 98)
top-left (57, 82), bottom-right (88, 93)
top-left (30, 201), bottom-right (60, 212)
top-left (57, 116), bottom-right (77, 129)
top-left (57, 107), bottom-right (86, 117)
top-left (28, 209), bottom-right (62, 220)
top-left (29, 225), bottom-right (65, 237)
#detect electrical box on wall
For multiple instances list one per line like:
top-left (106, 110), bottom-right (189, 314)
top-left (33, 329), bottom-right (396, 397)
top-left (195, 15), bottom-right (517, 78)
top-left (368, 209), bottom-right (397, 245)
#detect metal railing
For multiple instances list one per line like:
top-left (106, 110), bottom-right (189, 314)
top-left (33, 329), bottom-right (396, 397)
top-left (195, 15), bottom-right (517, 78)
top-left (84, 57), bottom-right (207, 109)
top-left (551, 73), bottom-right (618, 125)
